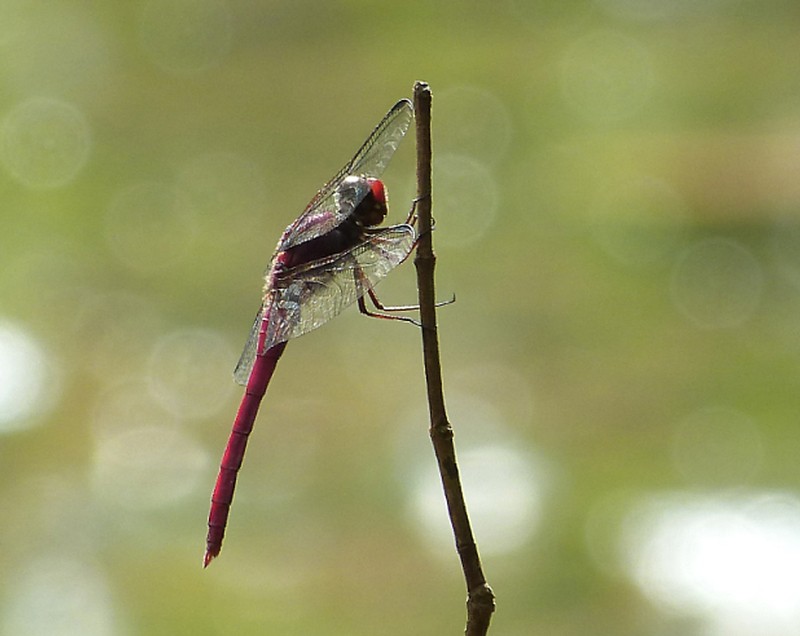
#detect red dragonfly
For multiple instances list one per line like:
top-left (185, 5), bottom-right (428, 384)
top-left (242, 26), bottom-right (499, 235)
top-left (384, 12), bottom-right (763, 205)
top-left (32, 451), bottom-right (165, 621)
top-left (204, 99), bottom-right (417, 566)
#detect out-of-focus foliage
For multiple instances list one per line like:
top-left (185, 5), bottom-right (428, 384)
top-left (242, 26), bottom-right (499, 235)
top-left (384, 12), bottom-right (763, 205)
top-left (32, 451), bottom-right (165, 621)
top-left (2, 1), bottom-right (800, 635)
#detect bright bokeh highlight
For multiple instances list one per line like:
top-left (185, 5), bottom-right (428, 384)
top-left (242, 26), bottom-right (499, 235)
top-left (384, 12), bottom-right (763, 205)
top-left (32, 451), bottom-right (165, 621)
top-left (620, 492), bottom-right (800, 635)
top-left (1, 556), bottom-right (118, 636)
top-left (0, 321), bottom-right (55, 432)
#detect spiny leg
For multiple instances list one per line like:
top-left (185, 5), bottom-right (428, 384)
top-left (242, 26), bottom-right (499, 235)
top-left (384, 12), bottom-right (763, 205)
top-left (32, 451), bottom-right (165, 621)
top-left (358, 286), bottom-right (455, 326)
top-left (357, 294), bottom-right (421, 326)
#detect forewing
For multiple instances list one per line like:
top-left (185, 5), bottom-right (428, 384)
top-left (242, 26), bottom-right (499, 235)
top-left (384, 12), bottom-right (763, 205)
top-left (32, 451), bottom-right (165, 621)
top-left (279, 99), bottom-right (414, 251)
top-left (233, 307), bottom-right (263, 385)
top-left (261, 224), bottom-right (416, 351)
top-left (347, 98), bottom-right (414, 180)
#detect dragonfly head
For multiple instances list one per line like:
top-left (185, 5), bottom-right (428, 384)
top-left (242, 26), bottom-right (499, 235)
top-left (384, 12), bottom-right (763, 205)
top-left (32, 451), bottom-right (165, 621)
top-left (354, 177), bottom-right (388, 227)
top-left (368, 178), bottom-right (386, 205)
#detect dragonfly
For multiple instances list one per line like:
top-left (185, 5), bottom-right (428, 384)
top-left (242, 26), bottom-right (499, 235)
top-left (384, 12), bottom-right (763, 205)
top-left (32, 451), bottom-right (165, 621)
top-left (204, 99), bottom-right (418, 566)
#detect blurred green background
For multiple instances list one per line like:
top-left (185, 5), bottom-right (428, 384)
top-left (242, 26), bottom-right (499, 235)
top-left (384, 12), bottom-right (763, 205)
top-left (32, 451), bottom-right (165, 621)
top-left (2, 1), bottom-right (800, 635)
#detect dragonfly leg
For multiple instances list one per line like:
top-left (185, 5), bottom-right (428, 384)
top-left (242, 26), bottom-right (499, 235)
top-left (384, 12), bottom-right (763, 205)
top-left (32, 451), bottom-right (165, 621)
top-left (404, 193), bottom-right (431, 225)
top-left (357, 293), bottom-right (421, 326)
top-left (366, 287), bottom-right (418, 313)
top-left (365, 287), bottom-right (456, 313)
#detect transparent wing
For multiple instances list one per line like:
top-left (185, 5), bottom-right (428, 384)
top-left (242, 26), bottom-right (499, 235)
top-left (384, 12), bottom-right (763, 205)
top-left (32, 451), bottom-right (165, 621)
top-left (234, 100), bottom-right (413, 384)
top-left (280, 99), bottom-right (413, 251)
top-left (232, 307), bottom-right (263, 385)
top-left (261, 224), bottom-right (416, 351)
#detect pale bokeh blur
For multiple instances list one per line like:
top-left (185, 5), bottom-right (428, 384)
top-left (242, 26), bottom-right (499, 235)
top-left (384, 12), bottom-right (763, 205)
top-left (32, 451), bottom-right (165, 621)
top-left (2, 2), bottom-right (800, 634)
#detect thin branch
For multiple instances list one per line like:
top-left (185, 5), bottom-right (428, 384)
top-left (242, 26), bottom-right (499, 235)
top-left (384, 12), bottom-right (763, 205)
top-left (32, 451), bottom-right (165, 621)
top-left (412, 81), bottom-right (495, 636)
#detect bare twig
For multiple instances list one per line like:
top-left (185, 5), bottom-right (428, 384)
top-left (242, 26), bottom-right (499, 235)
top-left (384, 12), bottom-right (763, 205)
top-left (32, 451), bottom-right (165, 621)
top-left (412, 81), bottom-right (495, 636)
